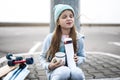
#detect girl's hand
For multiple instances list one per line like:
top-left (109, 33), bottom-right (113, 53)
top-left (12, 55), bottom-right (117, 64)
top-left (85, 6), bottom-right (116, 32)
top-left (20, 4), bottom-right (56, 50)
top-left (74, 54), bottom-right (78, 63)
top-left (48, 57), bottom-right (64, 70)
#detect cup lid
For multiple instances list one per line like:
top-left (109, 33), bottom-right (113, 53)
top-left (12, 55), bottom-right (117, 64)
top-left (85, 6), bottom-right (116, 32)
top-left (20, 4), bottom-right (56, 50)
top-left (55, 52), bottom-right (65, 58)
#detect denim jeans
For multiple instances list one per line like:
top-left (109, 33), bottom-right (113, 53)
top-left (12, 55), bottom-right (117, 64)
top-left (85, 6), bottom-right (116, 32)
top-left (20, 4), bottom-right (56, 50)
top-left (47, 66), bottom-right (85, 80)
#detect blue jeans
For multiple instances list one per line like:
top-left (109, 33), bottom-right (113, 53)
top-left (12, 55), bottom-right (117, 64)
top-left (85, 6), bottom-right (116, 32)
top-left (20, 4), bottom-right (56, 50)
top-left (48, 66), bottom-right (85, 80)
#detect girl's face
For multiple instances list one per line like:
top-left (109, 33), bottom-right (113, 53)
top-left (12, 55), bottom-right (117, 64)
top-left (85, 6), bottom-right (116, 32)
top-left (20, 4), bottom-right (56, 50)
top-left (58, 10), bottom-right (74, 29)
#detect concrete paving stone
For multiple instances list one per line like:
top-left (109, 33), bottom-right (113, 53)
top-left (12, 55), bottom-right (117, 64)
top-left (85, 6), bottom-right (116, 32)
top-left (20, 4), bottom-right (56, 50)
top-left (31, 79), bottom-right (39, 80)
top-left (115, 64), bottom-right (120, 68)
top-left (108, 62), bottom-right (119, 66)
top-left (37, 70), bottom-right (46, 76)
top-left (28, 65), bottom-right (35, 69)
top-left (93, 73), bottom-right (106, 78)
top-left (88, 77), bottom-right (120, 80)
top-left (26, 73), bottom-right (37, 79)
top-left (80, 64), bottom-right (92, 69)
top-left (85, 73), bottom-right (93, 77)
top-left (101, 69), bottom-right (117, 75)
top-left (94, 66), bottom-right (105, 70)
top-left (36, 67), bottom-right (43, 70)
top-left (86, 55), bottom-right (94, 59)
top-left (86, 76), bottom-right (94, 80)
top-left (83, 70), bottom-right (89, 75)
top-left (89, 62), bottom-right (100, 66)
top-left (96, 61), bottom-right (105, 64)
top-left (35, 64), bottom-right (41, 67)
top-left (25, 79), bottom-right (30, 80)
top-left (107, 74), bottom-right (120, 78)
top-left (102, 63), bottom-right (114, 68)
top-left (0, 61), bottom-right (7, 67)
top-left (109, 59), bottom-right (120, 64)
top-left (88, 58), bottom-right (97, 62)
top-left (0, 63), bottom-right (3, 67)
top-left (33, 55), bottom-right (39, 59)
top-left (26, 79), bottom-right (38, 80)
top-left (34, 55), bottom-right (40, 63)
top-left (109, 67), bottom-right (120, 72)
top-left (87, 68), bottom-right (101, 73)
top-left (85, 73), bottom-right (94, 79)
top-left (89, 58), bottom-right (98, 61)
top-left (29, 69), bottom-right (36, 73)
top-left (108, 57), bottom-right (119, 61)
top-left (38, 76), bottom-right (47, 80)
top-left (114, 60), bottom-right (120, 64)
top-left (84, 59), bottom-right (91, 63)
top-left (116, 72), bottom-right (120, 75)
top-left (34, 59), bottom-right (40, 63)
top-left (101, 58), bottom-right (112, 62)
top-left (112, 64), bottom-right (120, 69)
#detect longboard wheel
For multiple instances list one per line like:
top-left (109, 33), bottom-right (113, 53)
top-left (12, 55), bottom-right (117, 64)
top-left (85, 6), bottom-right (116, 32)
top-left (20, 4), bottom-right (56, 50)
top-left (26, 57), bottom-right (34, 64)
top-left (16, 57), bottom-right (23, 61)
top-left (6, 53), bottom-right (23, 61)
top-left (6, 53), bottom-right (13, 60)
top-left (8, 60), bottom-right (15, 66)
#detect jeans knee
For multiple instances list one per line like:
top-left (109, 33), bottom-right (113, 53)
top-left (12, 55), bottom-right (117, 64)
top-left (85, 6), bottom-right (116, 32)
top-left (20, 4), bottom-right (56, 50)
top-left (60, 66), bottom-right (70, 79)
top-left (50, 66), bottom-right (70, 80)
top-left (70, 68), bottom-right (85, 80)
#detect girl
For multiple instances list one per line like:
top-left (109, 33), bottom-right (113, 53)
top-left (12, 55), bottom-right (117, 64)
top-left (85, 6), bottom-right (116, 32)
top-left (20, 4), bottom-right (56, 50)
top-left (40, 4), bottom-right (86, 80)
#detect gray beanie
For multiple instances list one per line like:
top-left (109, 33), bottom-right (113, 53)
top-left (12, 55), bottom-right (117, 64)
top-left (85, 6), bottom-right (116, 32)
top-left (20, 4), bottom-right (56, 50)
top-left (54, 4), bottom-right (75, 23)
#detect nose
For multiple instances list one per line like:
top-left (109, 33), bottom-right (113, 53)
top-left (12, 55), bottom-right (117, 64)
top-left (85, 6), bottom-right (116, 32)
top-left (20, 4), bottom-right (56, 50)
top-left (66, 16), bottom-right (71, 20)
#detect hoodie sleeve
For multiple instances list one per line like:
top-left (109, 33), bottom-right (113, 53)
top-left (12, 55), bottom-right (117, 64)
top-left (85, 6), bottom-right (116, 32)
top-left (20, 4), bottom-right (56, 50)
top-left (39, 34), bottom-right (52, 70)
top-left (76, 34), bottom-right (86, 66)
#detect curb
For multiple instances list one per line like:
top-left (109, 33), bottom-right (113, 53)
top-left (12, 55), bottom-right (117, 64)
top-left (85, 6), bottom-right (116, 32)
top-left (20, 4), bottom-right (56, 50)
top-left (88, 77), bottom-right (120, 80)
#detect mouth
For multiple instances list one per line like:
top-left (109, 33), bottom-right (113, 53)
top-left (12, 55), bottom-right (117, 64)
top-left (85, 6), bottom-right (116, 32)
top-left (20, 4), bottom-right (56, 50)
top-left (66, 22), bottom-right (72, 25)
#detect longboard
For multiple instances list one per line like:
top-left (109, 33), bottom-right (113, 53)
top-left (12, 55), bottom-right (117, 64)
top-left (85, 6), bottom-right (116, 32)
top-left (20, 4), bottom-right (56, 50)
top-left (0, 64), bottom-right (19, 78)
top-left (0, 54), bottom-right (33, 80)
top-left (3, 65), bottom-right (30, 80)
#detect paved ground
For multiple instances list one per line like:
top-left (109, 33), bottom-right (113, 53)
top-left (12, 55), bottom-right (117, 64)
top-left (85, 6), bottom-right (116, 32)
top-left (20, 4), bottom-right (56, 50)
top-left (25, 53), bottom-right (120, 80)
top-left (0, 51), bottom-right (120, 80)
top-left (4, 52), bottom-right (119, 80)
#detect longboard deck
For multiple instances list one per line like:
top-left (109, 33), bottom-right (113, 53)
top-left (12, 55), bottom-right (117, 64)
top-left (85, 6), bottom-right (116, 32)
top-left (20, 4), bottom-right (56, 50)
top-left (0, 64), bottom-right (19, 78)
top-left (3, 65), bottom-right (30, 80)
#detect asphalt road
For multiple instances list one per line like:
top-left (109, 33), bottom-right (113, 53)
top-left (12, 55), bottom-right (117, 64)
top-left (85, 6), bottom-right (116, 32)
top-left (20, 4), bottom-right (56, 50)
top-left (0, 26), bottom-right (120, 58)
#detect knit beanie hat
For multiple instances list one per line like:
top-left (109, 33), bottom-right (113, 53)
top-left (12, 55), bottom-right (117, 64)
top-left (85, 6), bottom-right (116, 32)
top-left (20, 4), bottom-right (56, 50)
top-left (54, 4), bottom-right (75, 23)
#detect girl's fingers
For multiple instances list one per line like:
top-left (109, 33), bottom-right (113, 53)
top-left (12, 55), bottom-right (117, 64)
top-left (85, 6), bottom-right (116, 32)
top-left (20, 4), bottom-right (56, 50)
top-left (74, 54), bottom-right (78, 62)
top-left (53, 58), bottom-right (57, 63)
top-left (55, 60), bottom-right (64, 67)
top-left (74, 53), bottom-right (77, 56)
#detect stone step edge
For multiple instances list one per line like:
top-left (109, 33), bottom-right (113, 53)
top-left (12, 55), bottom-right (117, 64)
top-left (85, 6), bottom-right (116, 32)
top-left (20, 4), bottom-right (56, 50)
top-left (88, 77), bottom-right (120, 80)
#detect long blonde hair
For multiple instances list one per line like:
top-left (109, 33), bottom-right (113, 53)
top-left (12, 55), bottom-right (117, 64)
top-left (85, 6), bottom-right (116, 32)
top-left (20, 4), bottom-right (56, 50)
top-left (46, 23), bottom-right (77, 61)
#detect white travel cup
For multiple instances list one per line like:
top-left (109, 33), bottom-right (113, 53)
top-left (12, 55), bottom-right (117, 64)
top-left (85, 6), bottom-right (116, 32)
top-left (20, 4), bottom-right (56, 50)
top-left (55, 52), bottom-right (65, 65)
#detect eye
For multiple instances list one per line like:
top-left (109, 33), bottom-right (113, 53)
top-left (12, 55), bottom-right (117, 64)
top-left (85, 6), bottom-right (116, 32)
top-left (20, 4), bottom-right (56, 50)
top-left (62, 15), bottom-right (67, 19)
top-left (70, 14), bottom-right (74, 18)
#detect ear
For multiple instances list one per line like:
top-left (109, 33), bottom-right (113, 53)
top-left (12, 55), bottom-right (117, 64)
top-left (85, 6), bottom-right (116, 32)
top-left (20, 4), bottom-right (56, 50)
top-left (57, 21), bottom-right (60, 26)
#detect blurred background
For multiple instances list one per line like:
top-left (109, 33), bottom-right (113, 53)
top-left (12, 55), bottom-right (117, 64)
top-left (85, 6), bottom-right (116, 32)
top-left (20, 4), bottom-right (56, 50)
top-left (0, 0), bottom-right (120, 24)
top-left (0, 0), bottom-right (120, 58)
